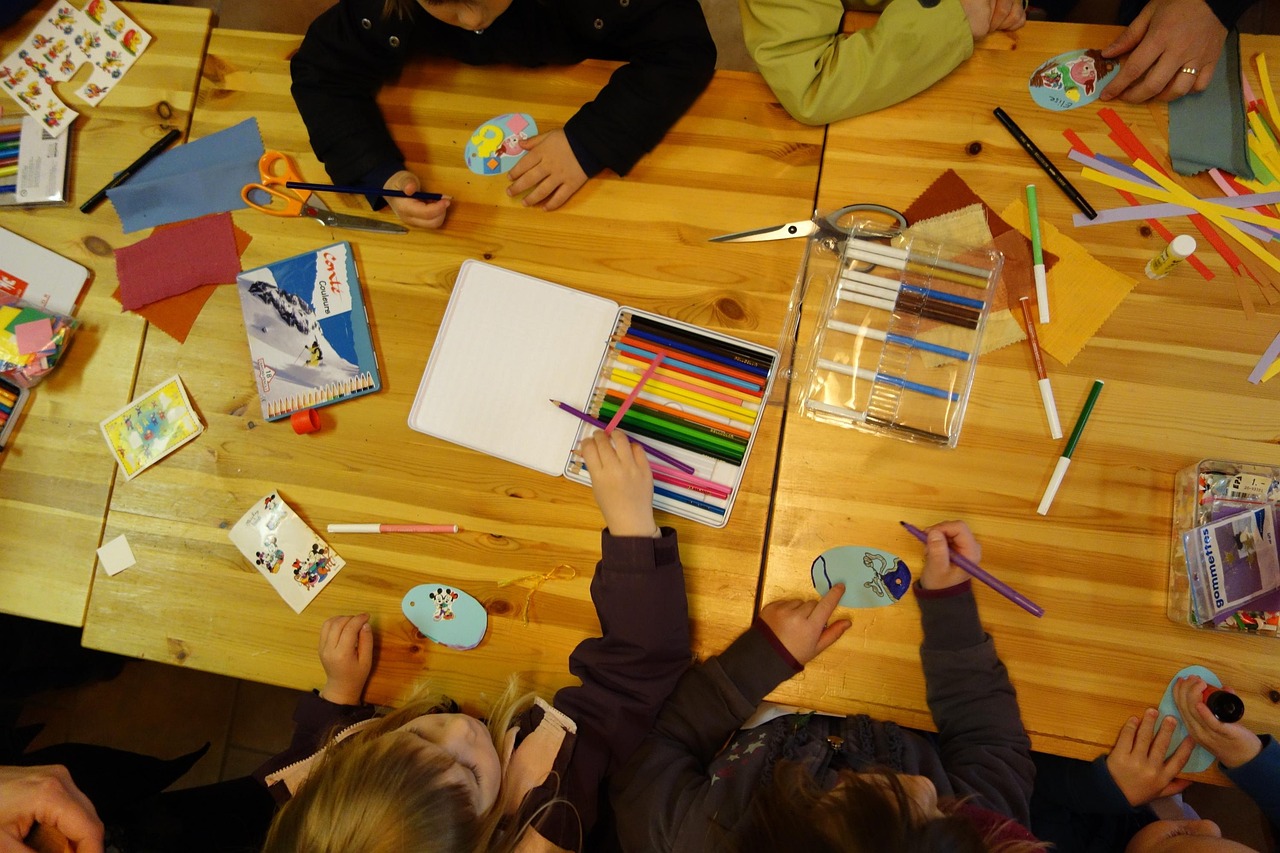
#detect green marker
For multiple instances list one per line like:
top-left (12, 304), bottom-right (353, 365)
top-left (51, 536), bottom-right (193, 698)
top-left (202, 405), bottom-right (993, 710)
top-left (1037, 379), bottom-right (1104, 515)
top-left (1026, 184), bottom-right (1049, 323)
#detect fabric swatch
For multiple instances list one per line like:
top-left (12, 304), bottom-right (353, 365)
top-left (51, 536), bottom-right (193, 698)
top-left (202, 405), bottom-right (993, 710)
top-left (115, 213), bottom-right (242, 310)
top-left (107, 117), bottom-right (265, 233)
top-left (1000, 198), bottom-right (1138, 365)
top-left (1169, 30), bottom-right (1252, 179)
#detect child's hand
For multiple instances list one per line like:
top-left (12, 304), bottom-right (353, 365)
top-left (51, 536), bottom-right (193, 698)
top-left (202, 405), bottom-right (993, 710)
top-left (384, 170), bottom-right (450, 229)
top-left (507, 129), bottom-right (588, 211)
top-left (918, 521), bottom-right (978, 590)
top-left (1104, 709), bottom-right (1194, 806)
top-left (758, 585), bottom-right (851, 666)
top-left (579, 429), bottom-right (658, 538)
top-left (318, 613), bottom-right (374, 705)
top-left (1172, 675), bottom-right (1263, 768)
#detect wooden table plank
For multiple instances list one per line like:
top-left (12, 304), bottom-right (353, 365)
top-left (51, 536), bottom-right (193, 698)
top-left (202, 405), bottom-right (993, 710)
top-left (80, 29), bottom-right (824, 706)
top-left (763, 22), bottom-right (1280, 769)
top-left (0, 2), bottom-right (211, 626)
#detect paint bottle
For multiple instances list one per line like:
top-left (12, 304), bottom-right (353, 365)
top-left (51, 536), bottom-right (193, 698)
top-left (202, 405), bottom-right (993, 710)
top-left (1202, 686), bottom-right (1245, 723)
top-left (1145, 235), bottom-right (1197, 279)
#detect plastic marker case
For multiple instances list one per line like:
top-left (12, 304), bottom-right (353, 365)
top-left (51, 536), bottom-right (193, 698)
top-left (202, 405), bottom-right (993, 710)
top-left (782, 221), bottom-right (1002, 448)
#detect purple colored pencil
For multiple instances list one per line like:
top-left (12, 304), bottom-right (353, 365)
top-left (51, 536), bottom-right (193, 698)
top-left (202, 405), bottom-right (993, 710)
top-left (899, 521), bottom-right (1044, 617)
top-left (551, 399), bottom-right (696, 474)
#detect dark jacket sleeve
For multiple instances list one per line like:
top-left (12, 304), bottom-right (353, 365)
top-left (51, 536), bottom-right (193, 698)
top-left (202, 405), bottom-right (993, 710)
top-left (1030, 752), bottom-right (1157, 851)
top-left (916, 581), bottom-right (1036, 825)
top-left (1222, 735), bottom-right (1280, 830)
top-left (608, 620), bottom-right (800, 850)
top-left (251, 690), bottom-right (377, 800)
top-left (548, 528), bottom-right (691, 839)
top-left (1207, 0), bottom-right (1257, 27)
top-left (559, 0), bottom-right (715, 176)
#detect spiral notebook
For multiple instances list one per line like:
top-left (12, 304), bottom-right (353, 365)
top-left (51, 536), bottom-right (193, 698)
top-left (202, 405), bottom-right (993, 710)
top-left (235, 242), bottom-right (380, 421)
top-left (407, 261), bottom-right (777, 528)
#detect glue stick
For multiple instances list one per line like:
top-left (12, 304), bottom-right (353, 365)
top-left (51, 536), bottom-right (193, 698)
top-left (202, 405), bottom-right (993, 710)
top-left (1202, 685), bottom-right (1245, 723)
top-left (1145, 235), bottom-right (1197, 279)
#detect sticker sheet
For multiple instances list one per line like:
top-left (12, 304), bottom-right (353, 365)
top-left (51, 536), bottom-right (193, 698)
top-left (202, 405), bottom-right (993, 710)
top-left (99, 374), bottom-right (203, 479)
top-left (1028, 49), bottom-right (1120, 111)
top-left (464, 112), bottom-right (537, 175)
top-left (229, 491), bottom-right (345, 613)
top-left (0, 0), bottom-right (153, 135)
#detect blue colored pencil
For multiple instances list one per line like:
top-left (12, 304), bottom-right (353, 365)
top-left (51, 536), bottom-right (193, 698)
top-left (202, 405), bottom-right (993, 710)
top-left (614, 342), bottom-right (763, 392)
top-left (284, 181), bottom-right (445, 203)
top-left (622, 326), bottom-right (771, 378)
top-left (0, 185), bottom-right (15, 194)
top-left (653, 484), bottom-right (727, 515)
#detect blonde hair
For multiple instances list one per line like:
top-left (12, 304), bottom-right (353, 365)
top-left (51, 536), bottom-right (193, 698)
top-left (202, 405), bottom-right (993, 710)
top-left (263, 680), bottom-right (546, 853)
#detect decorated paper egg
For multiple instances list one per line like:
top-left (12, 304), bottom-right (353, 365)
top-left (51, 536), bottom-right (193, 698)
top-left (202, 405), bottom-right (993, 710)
top-left (402, 583), bottom-right (488, 650)
top-left (1157, 665), bottom-right (1222, 772)
top-left (464, 112), bottom-right (538, 175)
top-left (811, 546), bottom-right (912, 609)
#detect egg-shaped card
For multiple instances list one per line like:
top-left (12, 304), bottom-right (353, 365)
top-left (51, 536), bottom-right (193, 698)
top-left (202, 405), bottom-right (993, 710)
top-left (1157, 664), bottom-right (1223, 773)
top-left (1029, 49), bottom-right (1120, 111)
top-left (812, 546), bottom-right (912, 608)
top-left (402, 583), bottom-right (488, 650)
top-left (465, 112), bottom-right (538, 175)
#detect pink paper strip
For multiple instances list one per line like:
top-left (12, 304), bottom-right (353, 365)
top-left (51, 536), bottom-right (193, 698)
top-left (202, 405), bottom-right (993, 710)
top-left (115, 213), bottom-right (242, 310)
top-left (606, 352), bottom-right (663, 432)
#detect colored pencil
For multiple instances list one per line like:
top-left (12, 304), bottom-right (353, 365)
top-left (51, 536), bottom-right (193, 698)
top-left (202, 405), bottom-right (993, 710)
top-left (0, 185), bottom-right (15, 195)
top-left (826, 320), bottom-right (971, 362)
top-left (0, 165), bottom-right (16, 178)
top-left (552, 399), bottom-right (696, 474)
top-left (614, 343), bottom-right (764, 393)
top-left (0, 131), bottom-right (20, 144)
top-left (1026, 184), bottom-right (1049, 322)
top-left (818, 358), bottom-right (959, 401)
top-left (600, 395), bottom-right (748, 446)
top-left (624, 313), bottom-right (773, 371)
top-left (1017, 297), bottom-right (1061, 439)
top-left (654, 484), bottom-right (726, 515)
top-left (900, 521), bottom-right (1044, 617)
top-left (605, 351), bottom-right (663, 432)
top-left (602, 390), bottom-right (751, 439)
top-left (616, 334), bottom-right (765, 387)
top-left (1037, 379), bottom-right (1104, 515)
top-left (614, 353), bottom-right (756, 404)
top-left (284, 180), bottom-right (446, 203)
top-left (994, 107), bottom-right (1097, 219)
top-left (621, 325), bottom-right (771, 378)
top-left (841, 269), bottom-right (987, 310)
top-left (597, 399), bottom-right (747, 461)
top-left (609, 368), bottom-right (759, 423)
top-left (649, 462), bottom-right (733, 498)
top-left (327, 523), bottom-right (460, 533)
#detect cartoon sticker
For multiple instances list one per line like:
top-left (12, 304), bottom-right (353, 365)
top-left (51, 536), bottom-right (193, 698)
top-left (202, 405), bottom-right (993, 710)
top-left (464, 112), bottom-right (537, 175)
top-left (228, 490), bottom-right (346, 614)
top-left (1028, 49), bottom-right (1120, 111)
top-left (811, 546), bottom-right (912, 609)
top-left (403, 583), bottom-right (488, 650)
top-left (1157, 664), bottom-right (1222, 773)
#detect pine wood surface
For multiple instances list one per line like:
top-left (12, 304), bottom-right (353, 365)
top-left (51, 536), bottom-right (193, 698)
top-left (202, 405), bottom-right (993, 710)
top-left (79, 29), bottom-right (824, 707)
top-left (762, 22), bottom-right (1280, 778)
top-left (0, 3), bottom-right (211, 626)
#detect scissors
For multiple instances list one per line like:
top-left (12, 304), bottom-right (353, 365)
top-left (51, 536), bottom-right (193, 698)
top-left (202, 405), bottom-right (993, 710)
top-left (241, 151), bottom-right (408, 234)
top-left (709, 203), bottom-right (907, 254)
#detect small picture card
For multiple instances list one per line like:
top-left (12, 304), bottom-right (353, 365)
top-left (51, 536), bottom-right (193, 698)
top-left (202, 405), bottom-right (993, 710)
top-left (229, 491), bottom-right (345, 613)
top-left (1028, 49), bottom-right (1120, 111)
top-left (99, 374), bottom-right (203, 479)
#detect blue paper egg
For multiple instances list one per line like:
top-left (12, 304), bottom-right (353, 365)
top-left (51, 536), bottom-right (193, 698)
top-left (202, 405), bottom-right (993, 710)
top-left (811, 546), bottom-right (912, 609)
top-left (464, 112), bottom-right (538, 175)
top-left (402, 583), bottom-right (488, 651)
top-left (1158, 665), bottom-right (1222, 773)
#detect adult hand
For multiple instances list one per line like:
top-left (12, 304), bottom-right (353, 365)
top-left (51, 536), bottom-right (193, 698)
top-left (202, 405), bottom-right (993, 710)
top-left (758, 585), bottom-right (851, 666)
top-left (1100, 0), bottom-right (1225, 103)
top-left (318, 613), bottom-right (374, 705)
top-left (1104, 709), bottom-right (1194, 806)
top-left (1172, 675), bottom-right (1262, 769)
top-left (918, 521), bottom-right (978, 590)
top-left (578, 429), bottom-right (658, 538)
top-left (384, 170), bottom-right (451, 229)
top-left (0, 765), bottom-right (103, 853)
top-left (507, 130), bottom-right (588, 211)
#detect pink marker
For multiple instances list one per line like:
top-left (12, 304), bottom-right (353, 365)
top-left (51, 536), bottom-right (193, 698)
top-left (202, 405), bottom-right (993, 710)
top-left (327, 523), bottom-right (460, 534)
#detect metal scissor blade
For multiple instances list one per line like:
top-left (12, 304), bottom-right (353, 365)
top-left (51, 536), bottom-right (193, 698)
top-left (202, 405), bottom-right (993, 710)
top-left (303, 205), bottom-right (409, 234)
top-left (708, 220), bottom-right (820, 243)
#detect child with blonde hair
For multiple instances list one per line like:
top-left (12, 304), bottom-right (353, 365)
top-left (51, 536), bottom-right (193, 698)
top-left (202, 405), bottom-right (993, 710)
top-left (610, 520), bottom-right (1044, 852)
top-left (254, 429), bottom-right (691, 852)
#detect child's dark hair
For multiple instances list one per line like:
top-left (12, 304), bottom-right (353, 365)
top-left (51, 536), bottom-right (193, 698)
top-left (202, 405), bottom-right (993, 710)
top-left (734, 760), bottom-right (1046, 853)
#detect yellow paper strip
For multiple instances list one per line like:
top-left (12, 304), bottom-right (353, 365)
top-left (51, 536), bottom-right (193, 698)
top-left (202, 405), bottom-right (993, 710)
top-left (1260, 355), bottom-right (1280, 382)
top-left (1080, 166), bottom-right (1280, 230)
top-left (1247, 113), bottom-right (1280, 180)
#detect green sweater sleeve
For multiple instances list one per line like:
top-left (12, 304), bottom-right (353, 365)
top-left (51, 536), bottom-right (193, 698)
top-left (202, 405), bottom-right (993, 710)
top-left (741, 0), bottom-right (975, 125)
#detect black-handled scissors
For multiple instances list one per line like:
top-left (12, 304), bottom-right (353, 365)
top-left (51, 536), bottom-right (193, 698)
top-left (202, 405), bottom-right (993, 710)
top-left (709, 203), bottom-right (908, 254)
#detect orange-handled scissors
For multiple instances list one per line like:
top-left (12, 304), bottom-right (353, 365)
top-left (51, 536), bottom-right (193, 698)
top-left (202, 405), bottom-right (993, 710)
top-left (240, 151), bottom-right (408, 234)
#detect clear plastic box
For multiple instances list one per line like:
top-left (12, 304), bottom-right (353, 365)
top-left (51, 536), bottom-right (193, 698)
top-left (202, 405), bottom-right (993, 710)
top-left (1167, 459), bottom-right (1280, 636)
top-left (780, 219), bottom-right (1002, 448)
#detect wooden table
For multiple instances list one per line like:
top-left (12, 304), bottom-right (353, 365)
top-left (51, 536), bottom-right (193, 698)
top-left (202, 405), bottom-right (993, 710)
top-left (80, 29), bottom-right (824, 706)
top-left (762, 21), bottom-right (1280, 769)
top-left (0, 2), bottom-right (210, 626)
